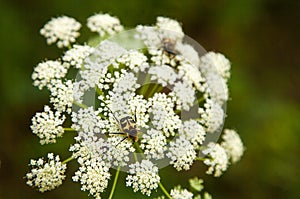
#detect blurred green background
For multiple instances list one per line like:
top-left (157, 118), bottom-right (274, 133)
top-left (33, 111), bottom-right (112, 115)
top-left (0, 0), bottom-right (300, 198)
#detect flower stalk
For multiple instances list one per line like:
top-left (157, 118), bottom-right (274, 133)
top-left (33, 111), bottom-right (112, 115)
top-left (108, 165), bottom-right (121, 199)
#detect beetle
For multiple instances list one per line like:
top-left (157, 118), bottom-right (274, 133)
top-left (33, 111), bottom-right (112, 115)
top-left (105, 105), bottom-right (139, 146)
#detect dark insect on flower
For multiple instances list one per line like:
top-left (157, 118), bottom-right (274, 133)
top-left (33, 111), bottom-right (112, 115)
top-left (161, 37), bottom-right (179, 56)
top-left (106, 106), bottom-right (139, 146)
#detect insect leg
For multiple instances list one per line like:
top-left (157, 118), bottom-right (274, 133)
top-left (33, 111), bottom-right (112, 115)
top-left (115, 136), bottom-right (128, 146)
top-left (109, 132), bottom-right (124, 135)
top-left (134, 106), bottom-right (137, 123)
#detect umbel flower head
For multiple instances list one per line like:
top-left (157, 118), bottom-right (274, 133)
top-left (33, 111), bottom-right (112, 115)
top-left (27, 12), bottom-right (245, 198)
top-left (26, 153), bottom-right (66, 192)
top-left (40, 16), bottom-right (81, 48)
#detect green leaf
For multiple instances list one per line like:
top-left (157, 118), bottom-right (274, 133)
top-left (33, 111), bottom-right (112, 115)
top-left (189, 177), bottom-right (204, 192)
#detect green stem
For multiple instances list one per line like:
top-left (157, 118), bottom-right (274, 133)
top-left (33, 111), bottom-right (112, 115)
top-left (195, 157), bottom-right (205, 161)
top-left (159, 182), bottom-right (173, 199)
top-left (64, 127), bottom-right (76, 132)
top-left (138, 74), bottom-right (151, 96)
top-left (95, 86), bottom-right (104, 96)
top-left (73, 101), bottom-right (88, 109)
top-left (108, 165), bottom-right (121, 199)
top-left (134, 142), bottom-right (145, 159)
top-left (175, 109), bottom-right (181, 115)
top-left (62, 156), bottom-right (74, 164)
top-left (196, 96), bottom-right (205, 105)
top-left (133, 152), bottom-right (138, 162)
top-left (147, 83), bottom-right (163, 98)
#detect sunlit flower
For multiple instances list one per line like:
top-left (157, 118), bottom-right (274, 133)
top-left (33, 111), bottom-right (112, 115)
top-left (167, 136), bottom-right (196, 171)
top-left (116, 50), bottom-right (149, 72)
top-left (30, 106), bottom-right (65, 145)
top-left (203, 142), bottom-right (228, 177)
top-left (40, 16), bottom-right (81, 48)
top-left (149, 65), bottom-right (179, 86)
top-left (79, 41), bottom-right (126, 89)
top-left (205, 72), bottom-right (228, 105)
top-left (199, 99), bottom-right (224, 133)
top-left (170, 81), bottom-right (196, 111)
top-left (179, 119), bottom-right (206, 148)
top-left (71, 107), bottom-right (108, 134)
top-left (170, 186), bottom-right (194, 199)
top-left (70, 138), bottom-right (111, 198)
top-left (126, 160), bottom-right (160, 196)
top-left (72, 158), bottom-right (110, 199)
top-left (106, 137), bottom-right (136, 167)
top-left (178, 62), bottom-right (206, 92)
top-left (140, 128), bottom-right (167, 159)
top-left (176, 43), bottom-right (200, 67)
top-left (128, 95), bottom-right (150, 129)
top-left (221, 129), bottom-right (245, 163)
top-left (48, 79), bottom-right (74, 114)
top-left (148, 93), bottom-right (182, 137)
top-left (63, 45), bottom-right (94, 69)
top-left (200, 51), bottom-right (231, 80)
top-left (87, 13), bottom-right (123, 37)
top-left (136, 25), bottom-right (162, 48)
top-left (32, 60), bottom-right (68, 90)
top-left (156, 16), bottom-right (184, 40)
top-left (26, 153), bottom-right (66, 192)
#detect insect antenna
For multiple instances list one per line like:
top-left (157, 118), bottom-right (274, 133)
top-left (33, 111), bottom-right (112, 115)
top-left (99, 99), bottom-right (120, 123)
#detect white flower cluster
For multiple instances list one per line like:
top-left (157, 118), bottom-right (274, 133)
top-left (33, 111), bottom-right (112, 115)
top-left (70, 139), bottom-right (111, 199)
top-left (221, 129), bottom-right (245, 163)
top-left (117, 50), bottom-right (149, 72)
top-left (71, 107), bottom-right (108, 134)
top-left (200, 52), bottom-right (231, 80)
top-left (30, 106), bottom-right (65, 145)
top-left (199, 99), bottom-right (224, 133)
top-left (140, 128), bottom-right (167, 159)
top-left (40, 16), bottom-right (81, 48)
top-left (126, 160), bottom-right (160, 196)
top-left (87, 13), bottom-right (123, 37)
top-left (106, 137), bottom-right (136, 167)
top-left (63, 45), bottom-right (94, 69)
top-left (156, 16), bottom-right (184, 40)
top-left (148, 93), bottom-right (182, 137)
top-left (205, 72), bottom-right (228, 105)
top-left (156, 177), bottom-right (212, 199)
top-left (49, 79), bottom-right (74, 114)
top-left (167, 136), bottom-right (196, 171)
top-left (148, 65), bottom-right (179, 86)
top-left (29, 13), bottom-right (244, 198)
top-left (203, 142), bottom-right (229, 177)
top-left (26, 153), bottom-right (66, 192)
top-left (73, 158), bottom-right (110, 199)
top-left (32, 60), bottom-right (68, 90)
top-left (179, 119), bottom-right (206, 148)
top-left (170, 186), bottom-right (194, 199)
top-left (170, 81), bottom-right (196, 111)
top-left (176, 43), bottom-right (200, 67)
top-left (128, 95), bottom-right (150, 129)
top-left (178, 62), bottom-right (206, 92)
top-left (79, 41), bottom-right (126, 89)
top-left (198, 51), bottom-right (231, 107)
top-left (107, 71), bottom-right (140, 117)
